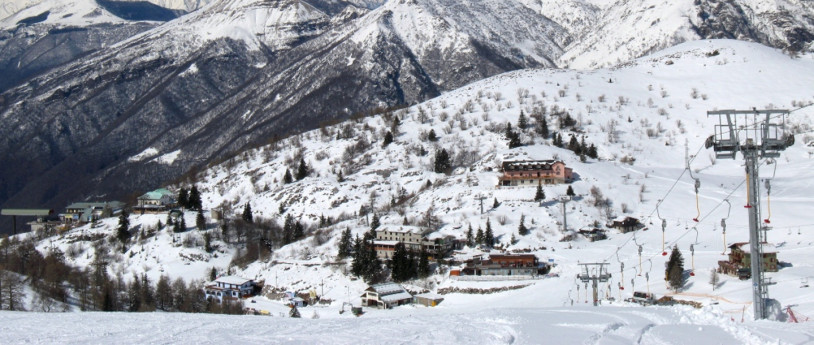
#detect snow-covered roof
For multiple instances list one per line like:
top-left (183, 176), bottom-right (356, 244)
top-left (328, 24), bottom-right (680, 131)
top-left (215, 275), bottom-right (252, 285)
top-left (415, 292), bottom-right (444, 300)
top-left (369, 283), bottom-right (409, 296)
top-left (731, 242), bottom-right (777, 254)
top-left (380, 291), bottom-right (413, 303)
top-left (373, 240), bottom-right (399, 246)
top-left (377, 226), bottom-right (423, 234)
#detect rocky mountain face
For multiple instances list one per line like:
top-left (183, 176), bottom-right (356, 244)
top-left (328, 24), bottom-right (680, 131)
top-left (0, 0), bottom-right (569, 232)
top-left (0, 0), bottom-right (813, 234)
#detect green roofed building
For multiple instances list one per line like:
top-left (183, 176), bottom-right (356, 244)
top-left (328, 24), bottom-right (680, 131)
top-left (135, 188), bottom-right (177, 212)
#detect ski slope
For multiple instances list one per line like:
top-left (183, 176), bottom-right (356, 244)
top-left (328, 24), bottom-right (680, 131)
top-left (3, 39), bottom-right (814, 343)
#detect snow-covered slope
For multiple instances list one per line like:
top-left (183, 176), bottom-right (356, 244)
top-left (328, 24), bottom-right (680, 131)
top-left (167, 39), bottom-right (814, 319)
top-left (1, 0), bottom-right (131, 29)
top-left (2, 304), bottom-right (812, 344)
top-left (10, 39), bottom-right (814, 341)
top-left (555, 0), bottom-right (814, 69)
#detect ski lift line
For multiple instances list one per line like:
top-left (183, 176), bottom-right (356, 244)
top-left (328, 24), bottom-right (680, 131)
top-left (607, 177), bottom-right (748, 273)
top-left (605, 129), bottom-right (785, 270)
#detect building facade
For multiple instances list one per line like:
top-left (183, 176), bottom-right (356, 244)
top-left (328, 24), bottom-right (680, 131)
top-left (718, 242), bottom-right (779, 275)
top-left (460, 254), bottom-right (547, 276)
top-left (61, 201), bottom-right (124, 223)
top-left (135, 188), bottom-right (177, 212)
top-left (498, 160), bottom-right (573, 187)
top-left (204, 276), bottom-right (255, 303)
top-left (362, 283), bottom-right (413, 309)
top-left (373, 227), bottom-right (442, 259)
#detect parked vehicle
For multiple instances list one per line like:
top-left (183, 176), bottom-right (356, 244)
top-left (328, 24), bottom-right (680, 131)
top-left (625, 291), bottom-right (656, 305)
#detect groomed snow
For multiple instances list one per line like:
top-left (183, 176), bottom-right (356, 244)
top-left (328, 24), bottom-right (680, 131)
top-left (0, 304), bottom-right (811, 344)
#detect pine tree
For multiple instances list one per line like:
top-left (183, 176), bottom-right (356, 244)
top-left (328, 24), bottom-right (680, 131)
top-left (568, 135), bottom-right (580, 154)
top-left (351, 236), bottom-right (364, 276)
top-left (179, 215), bottom-right (187, 232)
top-left (666, 246), bottom-right (685, 292)
top-left (283, 169), bottom-right (293, 184)
top-left (188, 186), bottom-right (202, 210)
top-left (294, 221), bottom-right (304, 240)
top-left (518, 111), bottom-right (527, 130)
top-left (196, 209), bottom-right (206, 231)
top-left (370, 213), bottom-right (380, 231)
top-left (178, 188), bottom-right (189, 209)
top-left (506, 122), bottom-right (521, 148)
top-left (587, 144), bottom-right (598, 159)
top-left (338, 228), bottom-right (352, 259)
top-left (534, 183), bottom-right (545, 201)
top-left (537, 116), bottom-right (549, 138)
top-left (485, 219), bottom-right (494, 247)
top-left (390, 242), bottom-right (409, 282)
top-left (466, 224), bottom-right (474, 247)
top-left (364, 242), bottom-right (381, 283)
top-left (283, 215), bottom-right (295, 244)
top-left (566, 185), bottom-right (575, 197)
top-left (382, 131), bottom-right (394, 147)
top-left (418, 249), bottom-right (430, 278)
top-left (166, 212), bottom-right (173, 226)
top-left (434, 149), bottom-right (451, 174)
top-left (427, 129), bottom-right (438, 142)
top-left (510, 233), bottom-right (517, 245)
top-left (493, 198), bottom-right (499, 208)
top-left (116, 209), bottom-right (130, 245)
top-left (518, 214), bottom-right (529, 236)
top-left (204, 232), bottom-right (212, 253)
top-left (296, 158), bottom-right (308, 181)
top-left (240, 204), bottom-right (252, 224)
top-left (475, 227), bottom-right (484, 245)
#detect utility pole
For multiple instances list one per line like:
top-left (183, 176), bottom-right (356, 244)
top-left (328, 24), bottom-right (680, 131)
top-left (476, 195), bottom-right (486, 214)
top-left (706, 109), bottom-right (793, 320)
top-left (577, 262), bottom-right (611, 306)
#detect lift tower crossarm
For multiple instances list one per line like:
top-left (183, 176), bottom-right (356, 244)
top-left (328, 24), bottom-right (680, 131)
top-left (577, 263), bottom-right (611, 306)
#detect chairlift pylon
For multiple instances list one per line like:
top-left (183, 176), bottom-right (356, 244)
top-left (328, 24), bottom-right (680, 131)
top-left (656, 200), bottom-right (668, 256)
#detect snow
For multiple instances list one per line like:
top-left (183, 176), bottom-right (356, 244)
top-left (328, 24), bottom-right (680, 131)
top-left (0, 0), bottom-right (129, 29)
top-left (168, 39), bottom-right (814, 327)
top-left (215, 275), bottom-right (252, 285)
top-left (127, 147), bottom-right (159, 162)
top-left (154, 149), bottom-right (181, 165)
top-left (3, 30), bottom-right (814, 345)
top-left (0, 304), bottom-right (811, 344)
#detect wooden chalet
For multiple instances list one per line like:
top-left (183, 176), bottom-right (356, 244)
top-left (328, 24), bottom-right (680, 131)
top-left (578, 228), bottom-right (607, 242)
top-left (608, 217), bottom-right (643, 233)
top-left (718, 242), bottom-right (779, 276)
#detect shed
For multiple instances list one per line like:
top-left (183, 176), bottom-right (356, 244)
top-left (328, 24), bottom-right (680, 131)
top-left (414, 292), bottom-right (444, 307)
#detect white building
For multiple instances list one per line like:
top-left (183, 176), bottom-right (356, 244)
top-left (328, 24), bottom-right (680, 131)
top-left (204, 276), bottom-right (255, 303)
top-left (362, 283), bottom-right (413, 309)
